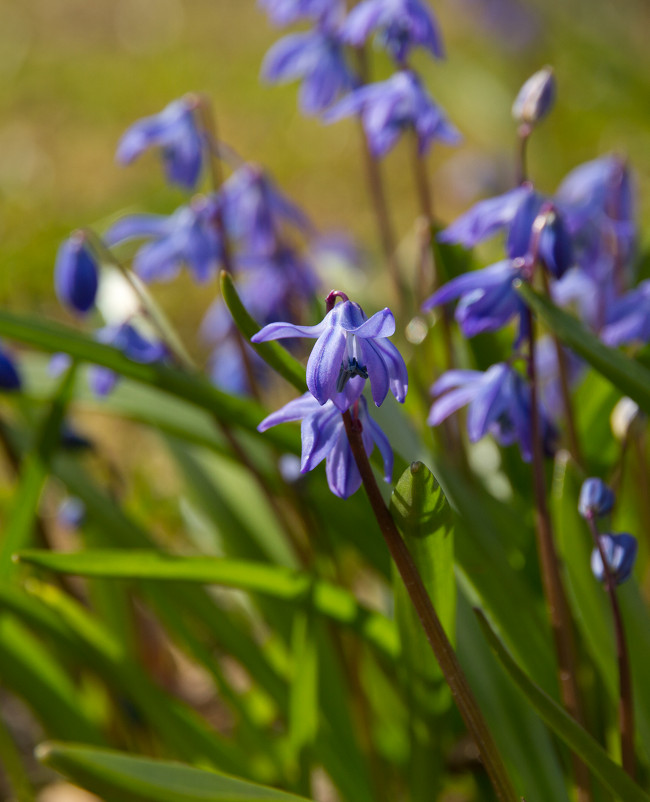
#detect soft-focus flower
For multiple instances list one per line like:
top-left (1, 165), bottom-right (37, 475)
top-left (0, 345), bottom-right (21, 391)
top-left (60, 422), bottom-right (94, 452)
top-left (579, 478), bottom-right (615, 519)
top-left (105, 196), bottom-right (222, 284)
top-left (429, 363), bottom-right (556, 461)
top-left (55, 233), bottom-right (99, 315)
top-left (221, 165), bottom-right (312, 255)
top-left (591, 533), bottom-right (637, 585)
top-left (261, 28), bottom-right (352, 114)
top-left (258, 393), bottom-right (393, 498)
top-left (88, 324), bottom-right (167, 398)
top-left (534, 336), bottom-right (583, 419)
top-left (341, 0), bottom-right (444, 63)
top-left (600, 280), bottom-right (650, 346)
top-left (324, 70), bottom-right (460, 157)
top-left (116, 96), bottom-right (203, 190)
top-left (610, 396), bottom-right (645, 442)
top-left (259, 0), bottom-right (344, 26)
top-left (252, 298), bottom-right (407, 407)
top-left (422, 259), bottom-right (524, 338)
top-left (57, 496), bottom-right (86, 530)
top-left (512, 67), bottom-right (556, 126)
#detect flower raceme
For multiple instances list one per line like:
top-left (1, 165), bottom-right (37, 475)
top-left (258, 393), bottom-right (393, 498)
top-left (251, 297), bottom-right (408, 408)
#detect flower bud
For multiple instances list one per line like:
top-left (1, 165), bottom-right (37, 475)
top-left (579, 477), bottom-right (615, 519)
top-left (537, 209), bottom-right (573, 278)
top-left (512, 67), bottom-right (556, 126)
top-left (591, 533), bottom-right (637, 585)
top-left (55, 233), bottom-right (99, 315)
top-left (0, 347), bottom-right (21, 391)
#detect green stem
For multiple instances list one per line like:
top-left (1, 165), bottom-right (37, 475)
top-left (342, 410), bottom-right (518, 802)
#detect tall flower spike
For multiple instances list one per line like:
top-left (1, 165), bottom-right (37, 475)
top-left (258, 393), bottom-right (393, 498)
top-left (341, 0), bottom-right (444, 64)
top-left (251, 296), bottom-right (408, 407)
top-left (591, 533), bottom-right (638, 586)
top-left (324, 70), bottom-right (460, 157)
top-left (55, 233), bottom-right (99, 315)
top-left (116, 96), bottom-right (204, 190)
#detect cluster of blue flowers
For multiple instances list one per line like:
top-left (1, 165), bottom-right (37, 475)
top-left (425, 65), bottom-right (638, 461)
top-left (260, 0), bottom-right (460, 157)
top-left (254, 290), bottom-right (407, 498)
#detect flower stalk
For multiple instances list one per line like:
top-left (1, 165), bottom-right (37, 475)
top-left (342, 410), bottom-right (518, 802)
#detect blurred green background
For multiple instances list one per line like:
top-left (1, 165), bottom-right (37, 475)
top-left (1, 0), bottom-right (650, 318)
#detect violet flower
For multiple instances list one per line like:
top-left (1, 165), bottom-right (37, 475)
top-left (422, 259), bottom-right (525, 338)
top-left (429, 363), bottom-right (556, 461)
top-left (251, 298), bottom-right (407, 408)
top-left (601, 280), bottom-right (650, 347)
top-left (105, 196), bottom-right (222, 284)
top-left (512, 67), bottom-right (556, 127)
top-left (221, 165), bottom-right (312, 255)
top-left (0, 345), bottom-right (21, 391)
top-left (579, 478), bottom-right (615, 520)
top-left (88, 324), bottom-right (167, 398)
top-left (324, 70), bottom-right (460, 157)
top-left (591, 533), bottom-right (638, 585)
top-left (55, 233), bottom-right (99, 315)
top-left (259, 0), bottom-right (345, 27)
top-left (116, 96), bottom-right (204, 190)
top-left (341, 0), bottom-right (444, 63)
top-left (261, 28), bottom-right (353, 114)
top-left (258, 393), bottom-right (393, 498)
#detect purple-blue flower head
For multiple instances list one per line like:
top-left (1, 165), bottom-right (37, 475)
top-left (325, 70), bottom-right (460, 157)
top-left (601, 280), bottom-right (650, 347)
top-left (221, 165), bottom-right (312, 256)
top-left (105, 196), bottom-right (222, 284)
top-left (535, 336), bottom-right (583, 420)
top-left (258, 0), bottom-right (345, 27)
top-left (116, 96), bottom-right (204, 190)
top-left (55, 233), bottom-right (99, 315)
top-left (252, 296), bottom-right (408, 408)
top-left (341, 0), bottom-right (444, 64)
top-left (259, 393), bottom-right (393, 498)
top-left (512, 67), bottom-right (556, 127)
top-left (429, 363), bottom-right (556, 461)
top-left (0, 345), bottom-right (21, 391)
top-left (262, 28), bottom-right (352, 115)
top-left (591, 533), bottom-right (637, 586)
top-left (579, 478), bottom-right (615, 520)
top-left (422, 259), bottom-right (524, 338)
top-left (88, 323), bottom-right (167, 398)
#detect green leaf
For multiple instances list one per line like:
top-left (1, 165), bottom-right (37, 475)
top-left (288, 609), bottom-right (318, 792)
top-left (220, 271), bottom-right (307, 393)
top-left (476, 609), bottom-right (650, 802)
top-left (16, 550), bottom-right (398, 659)
top-left (38, 742), bottom-right (313, 802)
top-left (517, 283), bottom-right (650, 414)
top-left (0, 704), bottom-right (35, 802)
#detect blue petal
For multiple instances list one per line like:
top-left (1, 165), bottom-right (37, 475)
top-left (104, 214), bottom-right (170, 247)
top-left (258, 392), bottom-right (320, 431)
top-left (370, 338), bottom-right (408, 402)
top-left (352, 307), bottom-right (395, 338)
top-left (306, 325), bottom-right (348, 404)
top-left (357, 338), bottom-right (389, 406)
top-left (251, 318), bottom-right (328, 342)
top-left (325, 427), bottom-right (362, 498)
top-left (301, 404), bottom-right (342, 471)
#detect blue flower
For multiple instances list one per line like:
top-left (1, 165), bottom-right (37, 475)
top-left (512, 67), bottom-right (556, 126)
top-left (105, 196), bottom-right (222, 284)
top-left (258, 0), bottom-right (345, 27)
top-left (578, 478), bottom-right (615, 520)
top-left (601, 280), bottom-right (650, 346)
top-left (261, 28), bottom-right (353, 114)
top-left (55, 233), bottom-right (99, 315)
top-left (0, 345), bottom-right (21, 391)
top-left (591, 533), bottom-right (637, 585)
top-left (535, 336), bottom-right (583, 419)
top-left (341, 0), bottom-right (444, 63)
top-left (88, 324), bottom-right (167, 398)
top-left (258, 393), bottom-right (393, 498)
top-left (422, 259), bottom-right (524, 338)
top-left (116, 96), bottom-right (204, 190)
top-left (324, 70), bottom-right (460, 157)
top-left (251, 298), bottom-right (408, 407)
top-left (221, 165), bottom-right (312, 255)
top-left (57, 496), bottom-right (86, 530)
top-left (429, 363), bottom-right (556, 461)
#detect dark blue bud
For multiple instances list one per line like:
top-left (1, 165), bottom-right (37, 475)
top-left (538, 210), bottom-right (573, 278)
top-left (579, 477), bottom-right (615, 519)
top-left (0, 347), bottom-right (21, 391)
top-left (55, 234), bottom-right (99, 314)
top-left (512, 67), bottom-right (556, 126)
top-left (591, 533), bottom-right (637, 585)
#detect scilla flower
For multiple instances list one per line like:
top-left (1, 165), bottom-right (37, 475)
top-left (0, 344), bottom-right (21, 391)
top-left (578, 478), bottom-right (615, 520)
top-left (55, 233), bottom-right (99, 315)
top-left (116, 96), bottom-right (204, 190)
top-left (258, 393), bottom-right (393, 498)
top-left (259, 0), bottom-right (344, 27)
top-left (591, 533), bottom-right (638, 586)
top-left (324, 70), bottom-right (460, 157)
top-left (252, 293), bottom-right (407, 408)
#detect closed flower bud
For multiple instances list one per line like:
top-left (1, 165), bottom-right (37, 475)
top-left (579, 477), bottom-right (615, 519)
top-left (512, 66), bottom-right (556, 126)
top-left (537, 209), bottom-right (573, 278)
top-left (55, 233), bottom-right (99, 315)
top-left (591, 533), bottom-right (637, 585)
top-left (0, 346), bottom-right (21, 391)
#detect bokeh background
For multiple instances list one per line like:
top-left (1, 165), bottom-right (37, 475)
top-left (2, 0), bottom-right (650, 316)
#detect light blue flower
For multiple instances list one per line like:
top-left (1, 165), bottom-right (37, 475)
top-left (591, 533), bottom-right (637, 585)
top-left (578, 478), bottom-right (615, 519)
